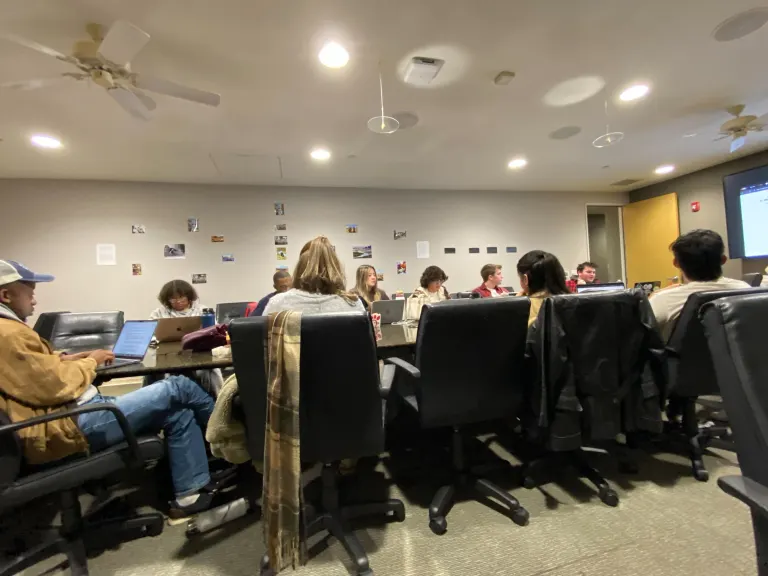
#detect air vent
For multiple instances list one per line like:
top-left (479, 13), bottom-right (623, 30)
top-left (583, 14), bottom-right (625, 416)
top-left (611, 178), bottom-right (643, 187)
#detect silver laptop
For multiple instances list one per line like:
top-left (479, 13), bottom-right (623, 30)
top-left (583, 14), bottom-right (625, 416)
top-left (96, 320), bottom-right (157, 372)
top-left (370, 300), bottom-right (405, 324)
top-left (576, 282), bottom-right (626, 294)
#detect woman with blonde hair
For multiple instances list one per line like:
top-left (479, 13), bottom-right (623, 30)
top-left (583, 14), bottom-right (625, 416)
top-left (264, 236), bottom-right (364, 315)
top-left (352, 265), bottom-right (389, 309)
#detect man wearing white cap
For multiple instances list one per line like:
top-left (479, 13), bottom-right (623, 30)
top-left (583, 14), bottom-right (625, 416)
top-left (0, 260), bottom-right (217, 518)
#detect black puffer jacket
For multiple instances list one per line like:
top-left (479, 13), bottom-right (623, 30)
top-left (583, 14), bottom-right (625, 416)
top-left (524, 289), bottom-right (667, 451)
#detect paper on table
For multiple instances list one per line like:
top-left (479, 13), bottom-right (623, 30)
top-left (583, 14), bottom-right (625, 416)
top-left (416, 241), bottom-right (430, 259)
top-left (96, 244), bottom-right (116, 266)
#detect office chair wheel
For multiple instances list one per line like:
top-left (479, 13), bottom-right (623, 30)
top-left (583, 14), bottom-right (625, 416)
top-left (522, 475), bottom-right (537, 490)
top-left (392, 502), bottom-right (406, 523)
top-left (598, 486), bottom-right (619, 507)
top-left (260, 554), bottom-right (274, 576)
top-left (511, 507), bottom-right (530, 527)
top-left (429, 516), bottom-right (447, 535)
top-left (692, 463), bottom-right (709, 482)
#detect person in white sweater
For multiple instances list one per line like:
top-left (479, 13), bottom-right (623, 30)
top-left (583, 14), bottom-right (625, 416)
top-left (650, 229), bottom-right (750, 341)
top-left (264, 236), bottom-right (364, 316)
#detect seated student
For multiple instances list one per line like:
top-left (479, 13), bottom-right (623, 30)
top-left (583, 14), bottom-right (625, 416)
top-left (264, 236), bottom-right (365, 315)
top-left (405, 265), bottom-right (450, 321)
top-left (472, 264), bottom-right (510, 297)
top-left (247, 270), bottom-right (293, 316)
top-left (516, 250), bottom-right (570, 326)
top-left (352, 264), bottom-right (389, 309)
top-left (150, 279), bottom-right (205, 319)
top-left (650, 229), bottom-right (750, 341)
top-left (0, 260), bottom-right (216, 517)
top-left (576, 261), bottom-right (599, 285)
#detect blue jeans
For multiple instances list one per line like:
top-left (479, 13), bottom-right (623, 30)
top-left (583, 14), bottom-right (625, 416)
top-left (78, 375), bottom-right (215, 497)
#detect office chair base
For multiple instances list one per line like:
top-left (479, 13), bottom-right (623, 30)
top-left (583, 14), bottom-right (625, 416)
top-left (259, 464), bottom-right (404, 576)
top-left (522, 451), bottom-right (619, 507)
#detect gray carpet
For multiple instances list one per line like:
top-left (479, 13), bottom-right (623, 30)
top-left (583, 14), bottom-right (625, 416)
top-left (23, 443), bottom-right (756, 576)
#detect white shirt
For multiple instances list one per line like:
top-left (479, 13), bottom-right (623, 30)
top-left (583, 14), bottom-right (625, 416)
top-left (649, 277), bottom-right (750, 341)
top-left (489, 288), bottom-right (501, 298)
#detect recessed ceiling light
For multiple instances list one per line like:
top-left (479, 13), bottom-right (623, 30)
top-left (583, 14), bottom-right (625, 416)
top-left (619, 84), bottom-right (650, 102)
top-left (30, 134), bottom-right (62, 149)
top-left (654, 164), bottom-right (675, 175)
top-left (318, 42), bottom-right (349, 68)
top-left (683, 132), bottom-right (698, 138)
top-left (713, 8), bottom-right (768, 42)
top-left (507, 157), bottom-right (528, 170)
top-left (310, 148), bottom-right (331, 161)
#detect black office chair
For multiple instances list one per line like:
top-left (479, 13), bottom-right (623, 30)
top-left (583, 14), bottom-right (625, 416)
top-left (665, 287), bottom-right (768, 481)
top-left (742, 273), bottom-right (763, 287)
top-left (701, 293), bottom-right (768, 576)
top-left (0, 405), bottom-right (164, 576)
top-left (523, 290), bottom-right (666, 506)
top-left (453, 292), bottom-right (479, 299)
top-left (49, 312), bottom-right (124, 354)
top-left (215, 302), bottom-right (251, 324)
top-left (33, 311), bottom-right (70, 342)
top-left (386, 298), bottom-right (531, 535)
top-left (229, 312), bottom-right (404, 576)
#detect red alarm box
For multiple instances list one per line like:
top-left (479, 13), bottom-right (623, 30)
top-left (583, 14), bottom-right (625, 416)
top-left (691, 201), bottom-right (701, 212)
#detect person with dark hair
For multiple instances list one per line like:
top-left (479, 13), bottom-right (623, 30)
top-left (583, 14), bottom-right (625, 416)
top-left (150, 279), bottom-right (204, 319)
top-left (0, 260), bottom-right (218, 518)
top-left (576, 261), bottom-right (598, 284)
top-left (248, 270), bottom-right (293, 317)
top-left (405, 265), bottom-right (451, 320)
top-left (472, 264), bottom-right (509, 298)
top-left (516, 250), bottom-right (570, 326)
top-left (650, 229), bottom-right (749, 340)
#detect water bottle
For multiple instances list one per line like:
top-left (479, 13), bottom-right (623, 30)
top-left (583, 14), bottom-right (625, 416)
top-left (187, 497), bottom-right (251, 534)
top-left (201, 307), bottom-right (216, 328)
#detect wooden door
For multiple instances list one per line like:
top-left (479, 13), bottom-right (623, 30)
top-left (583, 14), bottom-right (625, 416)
top-left (622, 193), bottom-right (680, 288)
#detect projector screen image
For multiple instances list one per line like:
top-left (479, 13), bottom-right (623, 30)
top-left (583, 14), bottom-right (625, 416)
top-left (723, 164), bottom-right (768, 259)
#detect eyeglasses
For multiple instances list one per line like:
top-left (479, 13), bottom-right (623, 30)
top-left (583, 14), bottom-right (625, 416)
top-left (169, 296), bottom-right (189, 303)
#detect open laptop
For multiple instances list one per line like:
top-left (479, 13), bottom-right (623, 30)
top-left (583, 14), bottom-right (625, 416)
top-left (96, 320), bottom-right (157, 372)
top-left (370, 299), bottom-right (405, 324)
top-left (154, 316), bottom-right (202, 343)
top-left (634, 281), bottom-right (661, 296)
top-left (576, 282), bottom-right (626, 294)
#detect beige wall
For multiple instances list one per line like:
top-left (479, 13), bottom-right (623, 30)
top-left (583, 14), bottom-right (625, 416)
top-left (629, 150), bottom-right (768, 279)
top-left (0, 179), bottom-right (626, 321)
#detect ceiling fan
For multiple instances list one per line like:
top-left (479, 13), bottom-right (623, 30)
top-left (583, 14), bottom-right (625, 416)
top-left (713, 104), bottom-right (767, 153)
top-left (0, 21), bottom-right (220, 120)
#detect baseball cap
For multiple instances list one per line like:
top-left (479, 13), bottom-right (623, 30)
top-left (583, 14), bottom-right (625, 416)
top-left (0, 260), bottom-right (55, 286)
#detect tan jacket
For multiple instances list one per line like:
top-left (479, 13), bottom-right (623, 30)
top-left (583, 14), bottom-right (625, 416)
top-left (0, 317), bottom-right (97, 464)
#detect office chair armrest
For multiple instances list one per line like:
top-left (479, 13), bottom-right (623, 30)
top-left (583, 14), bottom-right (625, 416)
top-left (0, 403), bottom-right (142, 467)
top-left (385, 357), bottom-right (421, 378)
top-left (718, 475), bottom-right (768, 519)
top-left (664, 346), bottom-right (680, 359)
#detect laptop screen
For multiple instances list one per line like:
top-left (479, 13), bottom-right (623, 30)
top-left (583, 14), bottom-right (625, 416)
top-left (576, 282), bottom-right (625, 294)
top-left (112, 320), bottom-right (157, 358)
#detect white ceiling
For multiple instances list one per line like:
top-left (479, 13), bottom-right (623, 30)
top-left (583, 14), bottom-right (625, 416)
top-left (1, 0), bottom-right (768, 192)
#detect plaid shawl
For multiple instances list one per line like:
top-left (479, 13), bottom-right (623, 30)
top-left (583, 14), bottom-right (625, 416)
top-left (263, 310), bottom-right (306, 572)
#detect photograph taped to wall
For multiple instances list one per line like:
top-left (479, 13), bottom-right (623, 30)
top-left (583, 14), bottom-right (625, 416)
top-left (274, 202), bottom-right (285, 216)
top-left (353, 245), bottom-right (372, 259)
top-left (222, 254), bottom-right (235, 262)
top-left (444, 247), bottom-right (456, 254)
top-left (487, 246), bottom-right (498, 254)
top-left (211, 235), bottom-right (224, 243)
top-left (188, 217), bottom-right (199, 232)
top-left (192, 273), bottom-right (207, 284)
top-left (164, 244), bottom-right (186, 259)
top-left (132, 263), bottom-right (142, 276)
top-left (131, 225), bottom-right (146, 234)
top-left (275, 235), bottom-right (288, 246)
top-left (276, 247), bottom-right (287, 260)
top-left (397, 261), bottom-right (407, 274)
top-left (376, 270), bottom-right (385, 282)
top-left (274, 223), bottom-right (287, 231)
top-left (275, 265), bottom-right (289, 272)
top-left (346, 224), bottom-right (358, 234)
top-left (469, 247), bottom-right (480, 254)
top-left (394, 230), bottom-right (406, 240)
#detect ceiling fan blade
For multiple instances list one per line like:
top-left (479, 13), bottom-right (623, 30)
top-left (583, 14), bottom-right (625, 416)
top-left (127, 86), bottom-right (156, 111)
top-left (133, 74), bottom-right (220, 107)
top-left (748, 113), bottom-right (768, 129)
top-left (0, 33), bottom-right (76, 63)
top-left (712, 134), bottom-right (731, 142)
top-left (108, 87), bottom-right (150, 120)
top-left (0, 76), bottom-right (72, 90)
top-left (98, 20), bottom-right (150, 66)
